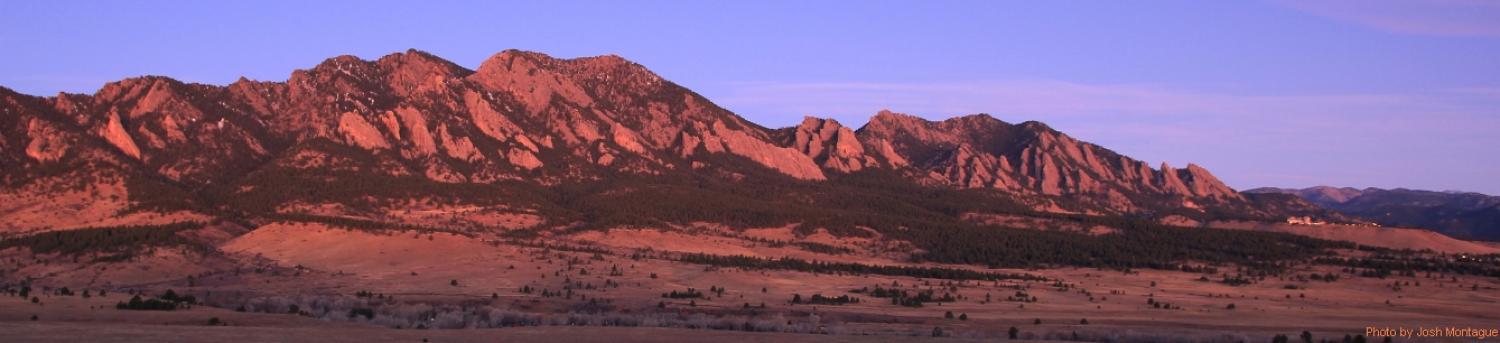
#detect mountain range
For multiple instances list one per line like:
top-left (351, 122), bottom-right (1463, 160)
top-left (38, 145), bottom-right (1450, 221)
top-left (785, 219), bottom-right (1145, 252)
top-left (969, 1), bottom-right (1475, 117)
top-left (1247, 186), bottom-right (1500, 241)
top-left (1, 49), bottom-right (1335, 237)
top-left (7, 49), bottom-right (1500, 342)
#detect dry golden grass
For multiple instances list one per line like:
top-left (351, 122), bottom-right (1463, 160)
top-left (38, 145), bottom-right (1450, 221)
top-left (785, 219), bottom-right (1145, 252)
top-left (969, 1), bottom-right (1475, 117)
top-left (4, 221), bottom-right (1499, 342)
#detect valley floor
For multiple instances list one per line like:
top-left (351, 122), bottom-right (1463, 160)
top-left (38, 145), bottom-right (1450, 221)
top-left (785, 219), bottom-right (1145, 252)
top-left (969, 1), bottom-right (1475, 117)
top-left (4, 223), bottom-right (1500, 342)
top-left (1, 316), bottom-right (987, 343)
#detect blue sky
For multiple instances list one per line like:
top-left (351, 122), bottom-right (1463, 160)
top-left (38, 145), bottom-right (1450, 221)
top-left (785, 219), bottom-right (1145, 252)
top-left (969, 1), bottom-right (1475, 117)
top-left (2, 0), bottom-right (1498, 194)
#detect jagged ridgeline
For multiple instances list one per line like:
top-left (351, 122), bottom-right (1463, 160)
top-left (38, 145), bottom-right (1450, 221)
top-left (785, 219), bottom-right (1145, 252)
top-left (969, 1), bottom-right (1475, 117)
top-left (1, 49), bottom-right (1347, 269)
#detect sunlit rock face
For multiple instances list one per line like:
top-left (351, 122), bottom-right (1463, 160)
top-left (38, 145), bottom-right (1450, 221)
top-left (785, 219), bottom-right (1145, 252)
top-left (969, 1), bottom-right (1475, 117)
top-left (1, 49), bottom-right (1267, 219)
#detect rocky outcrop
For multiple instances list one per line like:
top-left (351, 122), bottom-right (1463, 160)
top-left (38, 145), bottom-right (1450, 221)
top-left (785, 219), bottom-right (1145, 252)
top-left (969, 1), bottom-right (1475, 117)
top-left (100, 111), bottom-right (142, 159)
top-left (462, 89), bottom-right (523, 144)
top-left (436, 124), bottom-right (482, 162)
top-left (787, 117), bottom-right (875, 173)
top-left (24, 118), bottom-right (69, 162)
top-left (394, 107), bottom-right (437, 157)
top-left (506, 148), bottom-right (543, 170)
top-left (852, 110), bottom-right (1245, 211)
top-left (375, 49), bottom-right (472, 98)
top-left (938, 144), bottom-right (1018, 189)
top-left (1156, 162), bottom-right (1191, 195)
top-left (338, 112), bottom-right (391, 150)
top-left (697, 120), bottom-right (825, 180)
top-left (0, 49), bottom-right (1267, 219)
top-left (1180, 163), bottom-right (1241, 199)
top-left (470, 50), bottom-right (595, 116)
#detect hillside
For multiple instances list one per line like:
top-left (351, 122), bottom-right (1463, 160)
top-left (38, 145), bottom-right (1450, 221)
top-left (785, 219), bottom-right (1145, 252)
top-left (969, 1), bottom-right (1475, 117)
top-left (5, 49), bottom-right (1500, 342)
top-left (0, 49), bottom-right (1331, 238)
top-left (1247, 186), bottom-right (1500, 241)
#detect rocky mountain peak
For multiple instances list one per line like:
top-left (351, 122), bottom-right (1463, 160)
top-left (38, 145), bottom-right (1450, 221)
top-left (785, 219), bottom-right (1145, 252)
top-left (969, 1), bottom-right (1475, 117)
top-left (1016, 120), bottom-right (1052, 131)
top-left (941, 113), bottom-right (1004, 128)
top-left (785, 116), bottom-right (874, 172)
top-left (378, 49), bottom-right (469, 72)
top-left (861, 109), bottom-right (927, 135)
top-left (469, 50), bottom-right (595, 116)
top-left (478, 49), bottom-right (552, 69)
top-left (473, 49), bottom-right (650, 82)
top-left (306, 55), bottom-right (382, 81)
top-left (1, 49), bottom-right (1274, 220)
top-left (1180, 163), bottom-right (1242, 199)
top-left (375, 49), bottom-right (473, 94)
top-left (846, 109), bottom-right (1249, 211)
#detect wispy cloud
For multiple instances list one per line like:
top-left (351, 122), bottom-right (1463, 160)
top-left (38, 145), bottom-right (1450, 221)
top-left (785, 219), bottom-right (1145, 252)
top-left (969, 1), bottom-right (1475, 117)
top-left (1275, 0), bottom-right (1500, 37)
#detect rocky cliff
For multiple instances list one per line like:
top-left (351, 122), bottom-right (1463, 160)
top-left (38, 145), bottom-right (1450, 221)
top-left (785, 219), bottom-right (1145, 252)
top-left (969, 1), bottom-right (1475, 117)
top-left (1, 49), bottom-right (1313, 233)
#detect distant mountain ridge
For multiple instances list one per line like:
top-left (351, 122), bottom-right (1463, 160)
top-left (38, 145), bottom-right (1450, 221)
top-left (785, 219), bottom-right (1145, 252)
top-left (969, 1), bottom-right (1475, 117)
top-left (1246, 186), bottom-right (1500, 241)
top-left (1, 49), bottom-right (1328, 236)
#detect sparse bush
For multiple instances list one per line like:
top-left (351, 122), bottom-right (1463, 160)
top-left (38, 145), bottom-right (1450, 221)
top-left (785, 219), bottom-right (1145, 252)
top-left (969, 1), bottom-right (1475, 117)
top-left (116, 295), bottom-right (180, 311)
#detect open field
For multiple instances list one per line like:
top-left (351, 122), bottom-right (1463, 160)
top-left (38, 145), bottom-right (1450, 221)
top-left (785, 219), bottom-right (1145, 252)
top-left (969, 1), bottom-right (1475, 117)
top-left (5, 223), bottom-right (1499, 342)
top-left (0, 297), bottom-right (993, 343)
top-left (1210, 221), bottom-right (1500, 255)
